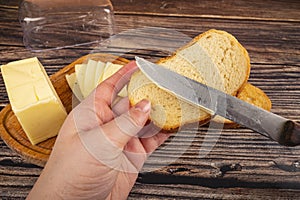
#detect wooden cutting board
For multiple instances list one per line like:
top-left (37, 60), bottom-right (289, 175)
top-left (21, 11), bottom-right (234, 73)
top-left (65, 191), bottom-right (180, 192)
top-left (0, 53), bottom-right (129, 167)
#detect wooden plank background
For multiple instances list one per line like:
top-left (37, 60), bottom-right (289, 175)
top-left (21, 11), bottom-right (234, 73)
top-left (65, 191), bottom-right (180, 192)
top-left (0, 0), bottom-right (300, 199)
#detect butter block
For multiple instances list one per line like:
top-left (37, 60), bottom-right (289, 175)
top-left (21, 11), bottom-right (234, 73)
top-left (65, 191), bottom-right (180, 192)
top-left (1, 57), bottom-right (67, 145)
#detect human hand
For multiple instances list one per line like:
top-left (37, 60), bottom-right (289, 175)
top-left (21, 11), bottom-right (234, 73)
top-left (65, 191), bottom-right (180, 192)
top-left (27, 61), bottom-right (171, 200)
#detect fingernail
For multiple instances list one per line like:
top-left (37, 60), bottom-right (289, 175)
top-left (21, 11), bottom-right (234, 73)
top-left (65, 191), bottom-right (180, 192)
top-left (135, 99), bottom-right (151, 113)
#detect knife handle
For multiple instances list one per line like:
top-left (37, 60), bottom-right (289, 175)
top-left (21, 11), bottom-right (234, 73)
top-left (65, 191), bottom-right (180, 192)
top-left (280, 121), bottom-right (300, 146)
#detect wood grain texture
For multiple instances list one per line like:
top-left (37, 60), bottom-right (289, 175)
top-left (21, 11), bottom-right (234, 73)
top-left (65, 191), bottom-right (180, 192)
top-left (129, 183), bottom-right (300, 199)
top-left (111, 0), bottom-right (300, 22)
top-left (0, 0), bottom-right (300, 199)
top-left (140, 127), bottom-right (300, 182)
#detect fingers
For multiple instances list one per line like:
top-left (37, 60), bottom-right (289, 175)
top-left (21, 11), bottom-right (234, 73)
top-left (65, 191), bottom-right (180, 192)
top-left (112, 97), bottom-right (130, 116)
top-left (123, 127), bottom-right (173, 171)
top-left (78, 99), bottom-right (151, 173)
top-left (136, 122), bottom-right (173, 154)
top-left (101, 100), bottom-right (151, 149)
top-left (75, 61), bottom-right (138, 129)
top-left (141, 132), bottom-right (173, 154)
top-left (95, 61), bottom-right (138, 106)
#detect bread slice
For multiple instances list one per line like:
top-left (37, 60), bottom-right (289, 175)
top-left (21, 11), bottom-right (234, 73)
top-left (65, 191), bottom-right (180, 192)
top-left (237, 83), bottom-right (272, 111)
top-left (211, 83), bottom-right (272, 128)
top-left (128, 29), bottom-right (251, 130)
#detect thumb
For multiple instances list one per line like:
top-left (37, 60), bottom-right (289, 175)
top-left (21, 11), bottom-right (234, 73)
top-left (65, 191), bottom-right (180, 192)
top-left (101, 99), bottom-right (151, 149)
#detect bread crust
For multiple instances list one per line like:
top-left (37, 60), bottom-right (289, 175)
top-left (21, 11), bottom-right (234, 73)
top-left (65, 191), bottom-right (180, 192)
top-left (210, 83), bottom-right (272, 128)
top-left (158, 29), bottom-right (251, 95)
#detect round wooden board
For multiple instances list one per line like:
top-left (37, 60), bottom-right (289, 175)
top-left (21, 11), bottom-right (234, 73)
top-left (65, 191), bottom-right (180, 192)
top-left (0, 53), bottom-right (129, 167)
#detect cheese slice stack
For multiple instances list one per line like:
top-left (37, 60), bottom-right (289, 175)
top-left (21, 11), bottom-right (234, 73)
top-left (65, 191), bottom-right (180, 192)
top-left (1, 57), bottom-right (67, 145)
top-left (66, 60), bottom-right (126, 100)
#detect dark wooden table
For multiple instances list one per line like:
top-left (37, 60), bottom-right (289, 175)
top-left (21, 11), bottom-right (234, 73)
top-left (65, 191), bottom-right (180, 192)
top-left (1, 0), bottom-right (300, 199)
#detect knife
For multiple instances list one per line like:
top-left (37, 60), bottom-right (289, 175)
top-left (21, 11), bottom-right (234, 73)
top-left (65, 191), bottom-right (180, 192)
top-left (135, 56), bottom-right (300, 146)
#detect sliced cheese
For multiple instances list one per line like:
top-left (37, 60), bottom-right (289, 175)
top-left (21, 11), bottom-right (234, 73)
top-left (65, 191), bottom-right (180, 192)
top-left (65, 73), bottom-right (84, 101)
top-left (66, 61), bottom-right (127, 101)
top-left (101, 62), bottom-right (123, 81)
top-left (102, 62), bottom-right (127, 97)
top-left (1, 57), bottom-right (67, 145)
top-left (84, 59), bottom-right (98, 98)
top-left (94, 61), bottom-right (106, 87)
top-left (75, 63), bottom-right (87, 98)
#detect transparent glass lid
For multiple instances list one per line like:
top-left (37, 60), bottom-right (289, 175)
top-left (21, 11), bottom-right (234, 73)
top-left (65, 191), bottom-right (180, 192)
top-left (19, 0), bottom-right (116, 52)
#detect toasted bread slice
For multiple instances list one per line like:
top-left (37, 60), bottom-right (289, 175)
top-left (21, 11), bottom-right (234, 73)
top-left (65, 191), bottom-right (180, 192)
top-left (128, 29), bottom-right (251, 130)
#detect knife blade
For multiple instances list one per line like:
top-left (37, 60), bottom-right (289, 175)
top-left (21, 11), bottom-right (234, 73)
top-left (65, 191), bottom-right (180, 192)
top-left (135, 56), bottom-right (300, 146)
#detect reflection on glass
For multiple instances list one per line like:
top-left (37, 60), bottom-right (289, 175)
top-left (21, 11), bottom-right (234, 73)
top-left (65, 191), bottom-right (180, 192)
top-left (19, 0), bottom-right (116, 52)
